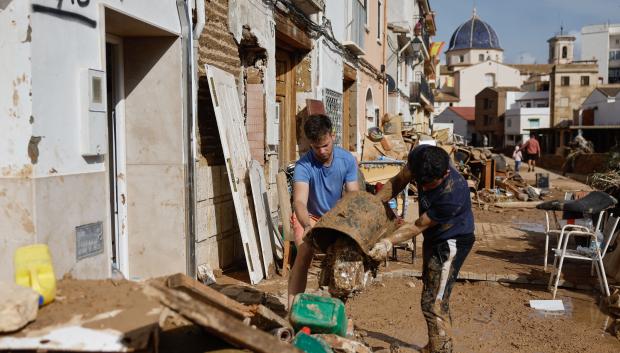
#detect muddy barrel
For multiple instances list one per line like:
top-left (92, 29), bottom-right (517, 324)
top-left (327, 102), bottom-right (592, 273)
top-left (308, 191), bottom-right (398, 256)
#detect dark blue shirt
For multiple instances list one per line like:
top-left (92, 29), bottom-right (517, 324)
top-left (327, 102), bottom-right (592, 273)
top-left (418, 166), bottom-right (475, 243)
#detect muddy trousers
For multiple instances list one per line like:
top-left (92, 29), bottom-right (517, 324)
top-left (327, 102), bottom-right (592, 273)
top-left (421, 234), bottom-right (474, 353)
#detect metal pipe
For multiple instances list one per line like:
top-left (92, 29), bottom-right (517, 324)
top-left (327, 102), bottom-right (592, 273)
top-left (177, 0), bottom-right (197, 279)
top-left (193, 0), bottom-right (206, 40)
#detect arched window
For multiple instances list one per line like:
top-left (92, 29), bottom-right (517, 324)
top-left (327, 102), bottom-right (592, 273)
top-left (366, 88), bottom-right (377, 128)
top-left (484, 73), bottom-right (495, 87)
top-left (562, 46), bottom-right (568, 59)
top-left (479, 54), bottom-right (485, 62)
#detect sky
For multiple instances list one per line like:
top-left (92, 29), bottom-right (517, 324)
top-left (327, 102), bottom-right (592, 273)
top-left (431, 0), bottom-right (620, 64)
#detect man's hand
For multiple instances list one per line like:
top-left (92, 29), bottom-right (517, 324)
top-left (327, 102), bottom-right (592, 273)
top-left (369, 239), bottom-right (393, 261)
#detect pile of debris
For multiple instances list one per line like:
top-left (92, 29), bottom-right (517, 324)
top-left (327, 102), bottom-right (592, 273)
top-left (588, 144), bottom-right (620, 202)
top-left (477, 174), bottom-right (547, 205)
top-left (0, 274), bottom-right (374, 353)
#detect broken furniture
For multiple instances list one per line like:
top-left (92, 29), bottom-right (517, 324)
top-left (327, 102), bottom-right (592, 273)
top-left (538, 191), bottom-right (618, 271)
top-left (148, 273), bottom-right (300, 353)
top-left (548, 214), bottom-right (619, 299)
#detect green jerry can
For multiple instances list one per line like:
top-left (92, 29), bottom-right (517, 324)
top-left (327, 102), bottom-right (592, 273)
top-left (289, 293), bottom-right (348, 336)
top-left (292, 332), bottom-right (333, 353)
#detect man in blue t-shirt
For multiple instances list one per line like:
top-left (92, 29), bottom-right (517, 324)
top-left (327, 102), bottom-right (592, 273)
top-left (372, 145), bottom-right (475, 353)
top-left (288, 114), bottom-right (359, 308)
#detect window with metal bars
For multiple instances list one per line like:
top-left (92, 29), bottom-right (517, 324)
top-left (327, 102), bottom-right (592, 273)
top-left (323, 88), bottom-right (344, 146)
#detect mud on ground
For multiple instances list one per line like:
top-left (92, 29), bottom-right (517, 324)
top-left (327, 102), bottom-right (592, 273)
top-left (347, 278), bottom-right (619, 353)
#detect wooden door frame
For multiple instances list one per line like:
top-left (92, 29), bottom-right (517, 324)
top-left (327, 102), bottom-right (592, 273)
top-left (275, 47), bottom-right (297, 166)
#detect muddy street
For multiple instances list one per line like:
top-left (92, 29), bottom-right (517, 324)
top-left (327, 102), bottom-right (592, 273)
top-left (347, 278), bottom-right (618, 353)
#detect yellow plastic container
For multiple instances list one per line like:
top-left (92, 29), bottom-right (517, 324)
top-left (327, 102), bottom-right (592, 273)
top-left (14, 244), bottom-right (56, 306)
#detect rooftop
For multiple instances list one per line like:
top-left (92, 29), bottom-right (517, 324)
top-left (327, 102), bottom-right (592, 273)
top-left (447, 106), bottom-right (475, 121)
top-left (596, 85), bottom-right (620, 97)
top-left (508, 64), bottom-right (553, 75)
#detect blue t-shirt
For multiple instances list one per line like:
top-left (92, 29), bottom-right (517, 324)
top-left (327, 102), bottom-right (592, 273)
top-left (418, 166), bottom-right (475, 243)
top-left (294, 146), bottom-right (358, 216)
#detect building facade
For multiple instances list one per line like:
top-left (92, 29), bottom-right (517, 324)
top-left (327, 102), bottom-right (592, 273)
top-left (474, 87), bottom-right (521, 147)
top-left (433, 107), bottom-right (475, 142)
top-left (505, 92), bottom-right (551, 146)
top-left (1, 0), bottom-right (189, 281)
top-left (581, 23), bottom-right (620, 84)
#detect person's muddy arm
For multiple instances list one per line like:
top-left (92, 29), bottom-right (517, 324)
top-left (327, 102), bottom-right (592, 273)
top-left (293, 182), bottom-right (313, 230)
top-left (375, 167), bottom-right (413, 203)
top-left (384, 213), bottom-right (436, 245)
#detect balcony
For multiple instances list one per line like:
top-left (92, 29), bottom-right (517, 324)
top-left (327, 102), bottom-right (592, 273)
top-left (409, 76), bottom-right (434, 109)
top-left (291, 0), bottom-right (325, 15)
top-left (343, 0), bottom-right (366, 56)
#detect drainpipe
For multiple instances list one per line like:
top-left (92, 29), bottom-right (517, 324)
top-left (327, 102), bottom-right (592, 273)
top-left (177, 0), bottom-right (197, 279)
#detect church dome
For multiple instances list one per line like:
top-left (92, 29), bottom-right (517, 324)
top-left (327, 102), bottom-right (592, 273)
top-left (448, 12), bottom-right (502, 51)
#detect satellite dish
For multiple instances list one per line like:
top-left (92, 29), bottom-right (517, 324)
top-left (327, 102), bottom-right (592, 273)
top-left (386, 74), bottom-right (396, 93)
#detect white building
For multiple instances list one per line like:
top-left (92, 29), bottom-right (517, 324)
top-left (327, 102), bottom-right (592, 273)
top-left (581, 23), bottom-right (620, 84)
top-left (505, 91), bottom-right (551, 146)
top-left (1, 0), bottom-right (190, 281)
top-left (436, 10), bottom-right (523, 110)
top-left (580, 86), bottom-right (620, 126)
top-left (433, 106), bottom-right (475, 142)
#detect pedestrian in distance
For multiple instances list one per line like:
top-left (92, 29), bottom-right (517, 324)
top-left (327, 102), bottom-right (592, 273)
top-left (369, 145), bottom-right (475, 353)
top-left (521, 133), bottom-right (541, 172)
top-left (513, 142), bottom-right (523, 174)
top-left (288, 114), bottom-right (359, 309)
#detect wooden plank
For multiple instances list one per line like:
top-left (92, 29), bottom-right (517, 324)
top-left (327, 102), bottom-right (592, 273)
top-left (249, 160), bottom-right (276, 278)
top-left (276, 171), bottom-right (293, 277)
top-left (166, 273), bottom-right (250, 319)
top-left (276, 171), bottom-right (293, 241)
top-left (206, 65), bottom-right (264, 284)
top-left (494, 201), bottom-right (543, 209)
top-left (147, 284), bottom-right (302, 353)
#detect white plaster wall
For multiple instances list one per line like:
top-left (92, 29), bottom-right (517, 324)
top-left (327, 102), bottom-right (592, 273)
top-left (581, 26), bottom-right (611, 83)
top-left (433, 109), bottom-right (469, 139)
top-left (505, 107), bottom-right (550, 136)
top-left (582, 90), bottom-right (620, 126)
top-left (30, 0), bottom-right (180, 177)
top-left (0, 0), bottom-right (184, 280)
top-left (325, 0), bottom-right (346, 42)
top-left (455, 61), bottom-right (523, 106)
top-left (319, 40), bottom-right (344, 94)
top-left (0, 0), bottom-right (33, 177)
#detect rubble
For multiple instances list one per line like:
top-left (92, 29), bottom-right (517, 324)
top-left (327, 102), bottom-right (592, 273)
top-left (0, 282), bottom-right (39, 333)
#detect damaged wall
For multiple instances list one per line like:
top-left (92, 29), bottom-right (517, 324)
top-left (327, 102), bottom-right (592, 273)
top-left (194, 0), bottom-right (279, 272)
top-left (0, 0), bottom-right (185, 281)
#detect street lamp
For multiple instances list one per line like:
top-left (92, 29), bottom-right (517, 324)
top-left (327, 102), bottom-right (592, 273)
top-left (411, 37), bottom-right (423, 54)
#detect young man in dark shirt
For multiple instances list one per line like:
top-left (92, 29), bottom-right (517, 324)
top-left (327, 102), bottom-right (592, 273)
top-left (372, 145), bottom-right (475, 353)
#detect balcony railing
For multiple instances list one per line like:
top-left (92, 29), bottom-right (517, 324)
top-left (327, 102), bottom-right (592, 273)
top-left (343, 0), bottom-right (366, 55)
top-left (410, 76), bottom-right (434, 107)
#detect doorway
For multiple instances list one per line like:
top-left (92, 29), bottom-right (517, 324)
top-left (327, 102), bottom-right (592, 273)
top-left (105, 35), bottom-right (128, 276)
top-left (275, 48), bottom-right (296, 166)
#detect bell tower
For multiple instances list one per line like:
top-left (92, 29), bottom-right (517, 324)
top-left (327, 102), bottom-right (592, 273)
top-left (548, 29), bottom-right (575, 64)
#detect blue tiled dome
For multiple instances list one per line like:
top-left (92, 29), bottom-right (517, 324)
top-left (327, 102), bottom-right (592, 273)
top-left (448, 14), bottom-right (501, 51)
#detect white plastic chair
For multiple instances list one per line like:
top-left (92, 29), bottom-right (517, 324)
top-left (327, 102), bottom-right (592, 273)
top-left (542, 192), bottom-right (585, 271)
top-left (548, 213), bottom-right (620, 299)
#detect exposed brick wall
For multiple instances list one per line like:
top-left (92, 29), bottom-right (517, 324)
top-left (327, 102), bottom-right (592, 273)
top-left (246, 83), bottom-right (265, 165)
top-left (198, 0), bottom-right (241, 77)
top-left (197, 0), bottom-right (241, 166)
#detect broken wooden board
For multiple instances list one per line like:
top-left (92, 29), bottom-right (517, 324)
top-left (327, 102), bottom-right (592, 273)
top-left (167, 273), bottom-right (249, 320)
top-left (206, 64), bottom-right (264, 284)
top-left (146, 283), bottom-right (302, 353)
top-left (249, 160), bottom-right (276, 278)
top-left (494, 201), bottom-right (543, 209)
top-left (167, 274), bottom-right (291, 330)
